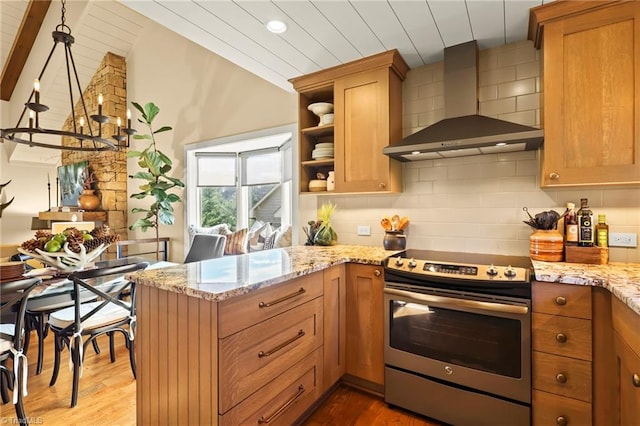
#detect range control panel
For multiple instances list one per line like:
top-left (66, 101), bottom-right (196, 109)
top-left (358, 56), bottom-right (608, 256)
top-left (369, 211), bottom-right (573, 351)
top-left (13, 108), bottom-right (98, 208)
top-left (386, 256), bottom-right (529, 282)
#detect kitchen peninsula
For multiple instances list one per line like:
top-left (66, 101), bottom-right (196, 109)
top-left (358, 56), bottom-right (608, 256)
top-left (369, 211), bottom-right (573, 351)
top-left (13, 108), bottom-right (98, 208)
top-left (129, 245), bottom-right (397, 425)
top-left (128, 246), bottom-right (640, 425)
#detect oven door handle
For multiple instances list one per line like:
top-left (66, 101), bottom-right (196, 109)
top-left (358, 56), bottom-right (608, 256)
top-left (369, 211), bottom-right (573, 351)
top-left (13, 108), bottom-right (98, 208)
top-left (384, 288), bottom-right (529, 315)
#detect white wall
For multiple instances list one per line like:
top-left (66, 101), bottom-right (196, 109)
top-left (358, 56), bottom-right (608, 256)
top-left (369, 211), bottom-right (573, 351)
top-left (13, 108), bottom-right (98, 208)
top-left (125, 19), bottom-right (297, 262)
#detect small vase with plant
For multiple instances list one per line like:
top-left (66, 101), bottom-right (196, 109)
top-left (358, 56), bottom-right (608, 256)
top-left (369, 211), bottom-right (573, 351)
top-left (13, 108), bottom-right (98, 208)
top-left (128, 102), bottom-right (185, 260)
top-left (77, 168), bottom-right (100, 211)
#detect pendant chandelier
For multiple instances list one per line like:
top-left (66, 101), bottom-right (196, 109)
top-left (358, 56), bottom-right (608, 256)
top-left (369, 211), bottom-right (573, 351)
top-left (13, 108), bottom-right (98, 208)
top-left (0, 0), bottom-right (135, 152)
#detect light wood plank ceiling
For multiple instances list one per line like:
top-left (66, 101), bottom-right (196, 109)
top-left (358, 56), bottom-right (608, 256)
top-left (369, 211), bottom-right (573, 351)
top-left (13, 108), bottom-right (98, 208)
top-left (122, 0), bottom-right (553, 92)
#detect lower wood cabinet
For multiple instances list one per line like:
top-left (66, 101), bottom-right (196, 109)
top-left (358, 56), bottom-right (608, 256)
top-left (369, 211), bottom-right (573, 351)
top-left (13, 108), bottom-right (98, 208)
top-left (323, 264), bottom-right (346, 392)
top-left (612, 297), bottom-right (640, 426)
top-left (345, 263), bottom-right (385, 390)
top-left (532, 282), bottom-right (593, 425)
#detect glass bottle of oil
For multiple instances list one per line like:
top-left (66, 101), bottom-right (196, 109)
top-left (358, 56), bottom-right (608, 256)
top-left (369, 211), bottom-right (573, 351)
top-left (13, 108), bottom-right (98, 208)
top-left (564, 202), bottom-right (578, 244)
top-left (596, 214), bottom-right (609, 247)
top-left (577, 198), bottom-right (594, 247)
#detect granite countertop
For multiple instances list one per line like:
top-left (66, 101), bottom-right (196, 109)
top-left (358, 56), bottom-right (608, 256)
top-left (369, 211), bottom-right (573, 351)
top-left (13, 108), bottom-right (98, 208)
top-left (128, 245), bottom-right (399, 302)
top-left (128, 244), bottom-right (640, 317)
top-left (533, 260), bottom-right (640, 316)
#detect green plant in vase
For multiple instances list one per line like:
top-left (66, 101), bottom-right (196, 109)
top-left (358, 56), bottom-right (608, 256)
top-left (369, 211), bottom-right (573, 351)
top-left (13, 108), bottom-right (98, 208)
top-left (314, 202), bottom-right (338, 246)
top-left (128, 102), bottom-right (185, 259)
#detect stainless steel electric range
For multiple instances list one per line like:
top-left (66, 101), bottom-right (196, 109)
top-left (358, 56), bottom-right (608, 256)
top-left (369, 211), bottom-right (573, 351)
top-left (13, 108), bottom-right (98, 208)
top-left (383, 250), bottom-right (533, 426)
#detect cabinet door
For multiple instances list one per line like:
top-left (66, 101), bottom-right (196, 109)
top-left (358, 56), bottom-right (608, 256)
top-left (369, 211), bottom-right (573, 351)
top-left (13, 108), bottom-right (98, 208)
top-left (345, 263), bottom-right (384, 387)
top-left (334, 68), bottom-right (400, 193)
top-left (323, 264), bottom-right (346, 391)
top-left (614, 333), bottom-right (640, 426)
top-left (541, 2), bottom-right (640, 186)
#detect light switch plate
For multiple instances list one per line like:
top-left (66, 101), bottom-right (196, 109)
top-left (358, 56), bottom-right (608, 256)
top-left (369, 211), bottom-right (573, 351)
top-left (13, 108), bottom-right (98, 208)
top-left (357, 225), bottom-right (371, 236)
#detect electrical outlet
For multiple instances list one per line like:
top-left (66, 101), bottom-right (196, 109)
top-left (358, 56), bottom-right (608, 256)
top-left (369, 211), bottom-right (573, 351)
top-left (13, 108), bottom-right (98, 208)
top-left (357, 225), bottom-right (371, 236)
top-left (609, 232), bottom-right (637, 248)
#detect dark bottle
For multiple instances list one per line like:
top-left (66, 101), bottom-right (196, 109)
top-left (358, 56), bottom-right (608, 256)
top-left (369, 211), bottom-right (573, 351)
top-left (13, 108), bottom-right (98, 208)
top-left (564, 202), bottom-right (578, 244)
top-left (596, 214), bottom-right (609, 247)
top-left (577, 198), bottom-right (594, 247)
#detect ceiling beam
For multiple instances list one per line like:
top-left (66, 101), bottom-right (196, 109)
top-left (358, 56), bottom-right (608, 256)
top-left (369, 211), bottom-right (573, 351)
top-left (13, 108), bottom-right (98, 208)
top-left (1, 0), bottom-right (51, 102)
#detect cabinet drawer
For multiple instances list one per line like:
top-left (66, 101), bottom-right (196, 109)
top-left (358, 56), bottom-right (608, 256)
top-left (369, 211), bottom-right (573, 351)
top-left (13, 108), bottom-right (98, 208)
top-left (219, 297), bottom-right (323, 413)
top-left (533, 313), bottom-right (592, 361)
top-left (533, 351), bottom-right (592, 402)
top-left (219, 272), bottom-right (323, 338)
top-left (533, 390), bottom-right (592, 426)
top-left (220, 347), bottom-right (323, 426)
top-left (533, 282), bottom-right (592, 319)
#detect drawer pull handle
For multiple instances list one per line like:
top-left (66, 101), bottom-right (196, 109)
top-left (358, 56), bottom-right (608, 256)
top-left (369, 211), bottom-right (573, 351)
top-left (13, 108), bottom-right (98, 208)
top-left (554, 296), bottom-right (567, 306)
top-left (556, 416), bottom-right (568, 426)
top-left (556, 333), bottom-right (567, 343)
top-left (258, 385), bottom-right (306, 424)
top-left (258, 330), bottom-right (305, 358)
top-left (549, 172), bottom-right (560, 180)
top-left (258, 288), bottom-right (306, 308)
top-left (374, 270), bottom-right (381, 277)
top-left (556, 373), bottom-right (567, 383)
top-left (633, 373), bottom-right (640, 388)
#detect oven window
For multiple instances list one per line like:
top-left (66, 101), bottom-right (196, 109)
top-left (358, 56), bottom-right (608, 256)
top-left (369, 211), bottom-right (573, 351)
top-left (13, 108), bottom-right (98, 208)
top-left (389, 300), bottom-right (522, 378)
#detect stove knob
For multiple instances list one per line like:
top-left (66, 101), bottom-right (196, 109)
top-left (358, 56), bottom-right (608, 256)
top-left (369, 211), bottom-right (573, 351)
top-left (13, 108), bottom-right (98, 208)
top-left (504, 265), bottom-right (517, 278)
top-left (486, 265), bottom-right (498, 276)
top-left (394, 256), bottom-right (404, 267)
top-left (408, 258), bottom-right (417, 268)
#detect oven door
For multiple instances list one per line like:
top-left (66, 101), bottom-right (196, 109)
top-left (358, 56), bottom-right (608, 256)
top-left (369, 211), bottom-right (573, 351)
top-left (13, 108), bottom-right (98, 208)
top-left (384, 283), bottom-right (531, 404)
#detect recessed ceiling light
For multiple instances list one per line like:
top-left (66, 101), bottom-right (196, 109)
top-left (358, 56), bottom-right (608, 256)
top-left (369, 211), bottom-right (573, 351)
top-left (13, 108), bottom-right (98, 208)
top-left (411, 151), bottom-right (421, 155)
top-left (267, 20), bottom-right (287, 34)
top-left (496, 142), bottom-right (507, 146)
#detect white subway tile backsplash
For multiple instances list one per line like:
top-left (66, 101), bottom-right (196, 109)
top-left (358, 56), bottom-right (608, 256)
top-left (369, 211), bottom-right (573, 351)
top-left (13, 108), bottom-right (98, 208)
top-left (516, 93), bottom-right (540, 111)
top-left (497, 110), bottom-right (536, 126)
top-left (478, 85), bottom-right (498, 102)
top-left (498, 78), bottom-right (536, 98)
top-left (479, 97), bottom-right (516, 116)
top-left (479, 66), bottom-right (516, 86)
top-left (448, 161), bottom-right (516, 180)
top-left (516, 61), bottom-right (540, 80)
top-left (418, 81), bottom-right (444, 99)
top-left (602, 189), bottom-right (640, 207)
top-left (418, 166), bottom-right (448, 181)
top-left (498, 46), bottom-right (536, 68)
top-left (516, 160), bottom-right (539, 177)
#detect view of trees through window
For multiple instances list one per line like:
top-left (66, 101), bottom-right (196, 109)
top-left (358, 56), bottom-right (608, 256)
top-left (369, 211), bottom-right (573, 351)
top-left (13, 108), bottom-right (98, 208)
top-left (199, 184), bottom-right (282, 230)
top-left (199, 187), bottom-right (237, 228)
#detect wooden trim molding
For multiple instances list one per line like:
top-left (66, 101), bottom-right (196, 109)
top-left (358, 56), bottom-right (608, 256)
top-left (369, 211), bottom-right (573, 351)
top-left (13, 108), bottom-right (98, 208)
top-left (1, 0), bottom-right (51, 101)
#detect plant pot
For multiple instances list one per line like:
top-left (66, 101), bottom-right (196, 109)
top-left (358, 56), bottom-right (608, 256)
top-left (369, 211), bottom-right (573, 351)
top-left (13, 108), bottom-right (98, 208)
top-left (77, 189), bottom-right (100, 211)
top-left (529, 229), bottom-right (563, 261)
top-left (383, 230), bottom-right (406, 250)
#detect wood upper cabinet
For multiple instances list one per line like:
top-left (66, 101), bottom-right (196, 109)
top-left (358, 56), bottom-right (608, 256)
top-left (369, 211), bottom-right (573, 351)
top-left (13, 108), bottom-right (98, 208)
top-left (530, 1), bottom-right (640, 186)
top-left (322, 264), bottom-right (346, 392)
top-left (333, 66), bottom-right (403, 193)
top-left (290, 50), bottom-right (408, 194)
top-left (612, 297), bottom-right (640, 426)
top-left (345, 263), bottom-right (385, 390)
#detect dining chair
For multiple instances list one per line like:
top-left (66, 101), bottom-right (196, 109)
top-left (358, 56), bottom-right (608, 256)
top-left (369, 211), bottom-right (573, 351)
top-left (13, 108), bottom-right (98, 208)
top-left (47, 261), bottom-right (149, 407)
top-left (184, 233), bottom-right (227, 263)
top-left (0, 277), bottom-right (42, 424)
top-left (24, 284), bottom-right (101, 376)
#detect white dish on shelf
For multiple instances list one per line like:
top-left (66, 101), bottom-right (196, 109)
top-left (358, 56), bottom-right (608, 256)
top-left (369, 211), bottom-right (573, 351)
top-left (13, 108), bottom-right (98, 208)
top-left (315, 142), bottom-right (334, 149)
top-left (307, 102), bottom-right (334, 116)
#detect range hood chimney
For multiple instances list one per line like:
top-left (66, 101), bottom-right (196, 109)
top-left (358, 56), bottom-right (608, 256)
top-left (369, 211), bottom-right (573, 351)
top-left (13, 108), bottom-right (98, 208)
top-left (383, 40), bottom-right (543, 161)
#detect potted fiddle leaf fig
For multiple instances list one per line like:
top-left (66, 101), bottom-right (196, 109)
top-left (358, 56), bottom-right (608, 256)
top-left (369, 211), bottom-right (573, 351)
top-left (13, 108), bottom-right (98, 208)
top-left (128, 102), bottom-right (184, 259)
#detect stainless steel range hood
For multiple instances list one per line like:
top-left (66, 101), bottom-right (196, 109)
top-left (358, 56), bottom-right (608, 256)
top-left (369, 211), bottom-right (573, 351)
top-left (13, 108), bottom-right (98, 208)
top-left (384, 41), bottom-right (543, 162)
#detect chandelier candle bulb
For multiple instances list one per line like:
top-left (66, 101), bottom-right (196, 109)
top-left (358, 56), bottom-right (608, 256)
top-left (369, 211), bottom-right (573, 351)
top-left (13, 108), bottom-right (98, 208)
top-left (28, 111), bottom-right (34, 128)
top-left (117, 117), bottom-right (122, 133)
top-left (127, 109), bottom-right (131, 128)
top-left (79, 117), bottom-right (84, 134)
top-left (97, 93), bottom-right (103, 115)
top-left (33, 79), bottom-right (40, 103)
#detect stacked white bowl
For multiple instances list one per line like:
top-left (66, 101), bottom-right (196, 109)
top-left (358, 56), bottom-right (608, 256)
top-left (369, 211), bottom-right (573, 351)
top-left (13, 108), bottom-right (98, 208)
top-left (312, 142), bottom-right (334, 159)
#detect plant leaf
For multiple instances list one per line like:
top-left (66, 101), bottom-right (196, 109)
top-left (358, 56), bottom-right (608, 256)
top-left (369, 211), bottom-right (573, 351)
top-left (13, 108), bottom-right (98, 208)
top-left (144, 102), bottom-right (160, 123)
top-left (153, 126), bottom-right (172, 134)
top-left (126, 150), bottom-right (142, 158)
top-left (131, 171), bottom-right (154, 181)
top-left (131, 102), bottom-right (145, 119)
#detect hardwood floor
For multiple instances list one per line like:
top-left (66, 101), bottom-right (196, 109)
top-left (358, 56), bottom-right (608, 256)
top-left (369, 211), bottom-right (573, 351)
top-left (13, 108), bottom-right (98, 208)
top-left (302, 384), bottom-right (442, 426)
top-left (2, 333), bottom-right (441, 425)
top-left (1, 333), bottom-right (136, 425)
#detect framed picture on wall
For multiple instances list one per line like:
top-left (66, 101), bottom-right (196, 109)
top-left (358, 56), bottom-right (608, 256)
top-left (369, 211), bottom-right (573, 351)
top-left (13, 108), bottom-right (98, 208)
top-left (58, 161), bottom-right (87, 207)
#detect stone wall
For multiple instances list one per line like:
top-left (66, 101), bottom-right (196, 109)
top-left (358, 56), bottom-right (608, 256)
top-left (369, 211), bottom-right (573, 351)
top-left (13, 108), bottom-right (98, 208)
top-left (61, 52), bottom-right (128, 250)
